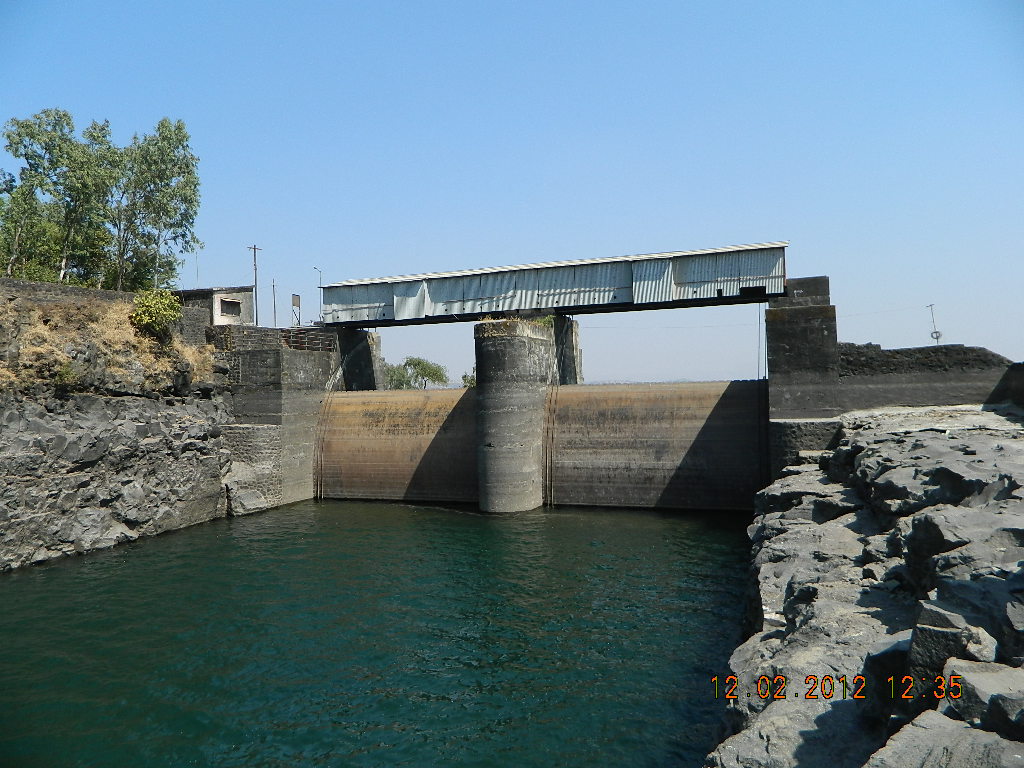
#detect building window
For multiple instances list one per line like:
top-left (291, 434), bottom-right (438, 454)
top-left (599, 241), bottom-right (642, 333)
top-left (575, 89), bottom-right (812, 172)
top-left (220, 298), bottom-right (242, 317)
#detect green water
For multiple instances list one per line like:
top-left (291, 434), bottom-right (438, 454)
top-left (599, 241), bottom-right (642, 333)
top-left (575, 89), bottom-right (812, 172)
top-left (0, 501), bottom-right (749, 767)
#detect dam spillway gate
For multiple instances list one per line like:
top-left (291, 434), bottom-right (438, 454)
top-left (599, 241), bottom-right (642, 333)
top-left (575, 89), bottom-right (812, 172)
top-left (315, 380), bottom-right (769, 511)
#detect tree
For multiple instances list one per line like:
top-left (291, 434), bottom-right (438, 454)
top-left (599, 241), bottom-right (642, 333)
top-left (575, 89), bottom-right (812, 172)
top-left (461, 365), bottom-right (476, 387)
top-left (0, 109), bottom-right (201, 290)
top-left (405, 356), bottom-right (448, 389)
top-left (383, 360), bottom-right (414, 390)
top-left (54, 120), bottom-right (115, 283)
top-left (383, 356), bottom-right (448, 389)
top-left (2, 109), bottom-right (75, 278)
top-left (130, 289), bottom-right (183, 342)
top-left (0, 183), bottom-right (60, 278)
top-left (105, 118), bottom-right (202, 291)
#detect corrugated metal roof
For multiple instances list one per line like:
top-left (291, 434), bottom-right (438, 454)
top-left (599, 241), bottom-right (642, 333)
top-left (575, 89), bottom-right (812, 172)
top-left (323, 241), bottom-right (789, 287)
top-left (322, 242), bottom-right (787, 325)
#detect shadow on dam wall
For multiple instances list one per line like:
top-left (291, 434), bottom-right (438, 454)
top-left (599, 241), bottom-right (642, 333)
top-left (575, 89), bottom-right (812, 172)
top-left (985, 363), bottom-right (1024, 411)
top-left (316, 388), bottom-right (478, 503)
top-left (317, 380), bottom-right (769, 511)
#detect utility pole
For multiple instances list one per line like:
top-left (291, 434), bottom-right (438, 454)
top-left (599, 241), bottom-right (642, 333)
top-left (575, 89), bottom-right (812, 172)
top-left (927, 304), bottom-right (942, 345)
top-left (314, 266), bottom-right (323, 322)
top-left (272, 279), bottom-right (277, 327)
top-left (249, 244), bottom-right (262, 326)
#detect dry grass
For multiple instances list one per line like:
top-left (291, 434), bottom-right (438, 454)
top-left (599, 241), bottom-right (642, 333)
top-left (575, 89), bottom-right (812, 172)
top-left (175, 340), bottom-right (214, 380)
top-left (3, 298), bottom-right (214, 392)
top-left (0, 362), bottom-right (17, 389)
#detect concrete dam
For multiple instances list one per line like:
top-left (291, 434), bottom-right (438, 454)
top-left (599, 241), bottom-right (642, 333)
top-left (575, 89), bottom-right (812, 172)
top-left (316, 380), bottom-right (769, 511)
top-left (202, 245), bottom-right (1022, 517)
top-left (313, 243), bottom-right (781, 513)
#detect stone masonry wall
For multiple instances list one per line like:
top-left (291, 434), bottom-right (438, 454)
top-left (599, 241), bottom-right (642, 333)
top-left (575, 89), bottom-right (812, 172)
top-left (220, 424), bottom-right (283, 513)
top-left (0, 278), bottom-right (217, 350)
top-left (0, 278), bottom-right (134, 305)
top-left (839, 343), bottom-right (1012, 376)
top-left (838, 343), bottom-right (1015, 412)
top-left (178, 306), bottom-right (209, 347)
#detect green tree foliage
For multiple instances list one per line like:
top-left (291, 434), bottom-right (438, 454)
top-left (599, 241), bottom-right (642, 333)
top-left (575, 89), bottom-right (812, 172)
top-left (0, 108), bottom-right (201, 290)
top-left (129, 289), bottom-right (183, 342)
top-left (383, 361), bottom-right (414, 390)
top-left (383, 356), bottom-right (449, 390)
top-left (461, 365), bottom-right (476, 387)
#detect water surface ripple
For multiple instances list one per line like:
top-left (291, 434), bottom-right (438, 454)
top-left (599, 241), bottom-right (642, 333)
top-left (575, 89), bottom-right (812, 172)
top-left (0, 501), bottom-right (748, 767)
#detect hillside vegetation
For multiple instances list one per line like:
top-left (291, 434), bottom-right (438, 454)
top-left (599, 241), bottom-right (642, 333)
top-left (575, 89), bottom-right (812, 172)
top-left (0, 296), bottom-right (212, 396)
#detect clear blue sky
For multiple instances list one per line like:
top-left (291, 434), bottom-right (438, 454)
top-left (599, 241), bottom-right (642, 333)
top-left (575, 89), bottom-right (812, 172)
top-left (3, 1), bottom-right (1022, 383)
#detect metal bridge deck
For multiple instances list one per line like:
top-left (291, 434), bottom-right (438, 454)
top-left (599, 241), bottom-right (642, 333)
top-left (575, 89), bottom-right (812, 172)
top-left (321, 241), bottom-right (787, 327)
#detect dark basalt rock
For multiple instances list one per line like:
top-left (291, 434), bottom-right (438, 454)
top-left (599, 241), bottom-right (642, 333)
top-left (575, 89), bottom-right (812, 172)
top-left (863, 710), bottom-right (1022, 768)
top-left (706, 406), bottom-right (1024, 768)
top-left (0, 392), bottom-right (236, 571)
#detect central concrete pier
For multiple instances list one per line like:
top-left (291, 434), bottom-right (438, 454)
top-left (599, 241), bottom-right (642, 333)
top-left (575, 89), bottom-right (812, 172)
top-left (474, 320), bottom-right (555, 513)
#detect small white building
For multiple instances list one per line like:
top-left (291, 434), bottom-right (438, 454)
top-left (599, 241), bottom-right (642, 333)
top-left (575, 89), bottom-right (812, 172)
top-left (177, 285), bottom-right (255, 326)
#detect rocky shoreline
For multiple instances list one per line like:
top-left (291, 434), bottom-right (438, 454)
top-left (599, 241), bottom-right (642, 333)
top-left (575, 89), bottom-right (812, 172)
top-left (706, 404), bottom-right (1024, 767)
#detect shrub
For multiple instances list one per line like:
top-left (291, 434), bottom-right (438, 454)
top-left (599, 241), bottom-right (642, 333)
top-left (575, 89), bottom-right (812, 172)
top-left (130, 289), bottom-right (182, 342)
top-left (53, 361), bottom-right (82, 396)
top-left (531, 314), bottom-right (555, 327)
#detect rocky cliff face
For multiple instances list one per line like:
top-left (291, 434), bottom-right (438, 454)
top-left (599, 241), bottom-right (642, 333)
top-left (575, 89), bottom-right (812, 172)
top-left (0, 288), bottom-right (283, 571)
top-left (706, 405), bottom-right (1024, 767)
top-left (0, 392), bottom-right (235, 570)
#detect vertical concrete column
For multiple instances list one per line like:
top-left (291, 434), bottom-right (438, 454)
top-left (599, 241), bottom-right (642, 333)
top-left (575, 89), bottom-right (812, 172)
top-left (335, 328), bottom-right (384, 391)
top-left (765, 276), bottom-right (840, 419)
top-left (474, 320), bottom-right (555, 514)
top-left (553, 315), bottom-right (583, 385)
top-left (765, 276), bottom-right (842, 477)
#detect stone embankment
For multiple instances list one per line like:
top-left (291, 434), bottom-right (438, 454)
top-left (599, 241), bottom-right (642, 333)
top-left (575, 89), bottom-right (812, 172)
top-left (707, 404), bottom-right (1024, 767)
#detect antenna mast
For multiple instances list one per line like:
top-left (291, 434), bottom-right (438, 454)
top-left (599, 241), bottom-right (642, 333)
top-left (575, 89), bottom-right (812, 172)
top-left (927, 304), bottom-right (942, 345)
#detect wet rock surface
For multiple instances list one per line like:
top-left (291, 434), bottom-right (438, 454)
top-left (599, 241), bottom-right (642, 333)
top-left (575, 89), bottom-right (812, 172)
top-left (706, 405), bottom-right (1024, 768)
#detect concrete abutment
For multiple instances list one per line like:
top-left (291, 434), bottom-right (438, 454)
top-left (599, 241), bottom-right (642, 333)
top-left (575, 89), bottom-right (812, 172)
top-left (214, 273), bottom-right (1021, 514)
top-left (553, 315), bottom-right (583, 385)
top-left (765, 276), bottom-right (843, 475)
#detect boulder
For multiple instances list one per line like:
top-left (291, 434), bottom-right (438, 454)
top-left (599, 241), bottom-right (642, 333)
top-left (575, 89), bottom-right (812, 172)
top-left (940, 658), bottom-right (1024, 740)
top-left (863, 709), bottom-right (1024, 767)
top-left (988, 693), bottom-right (1024, 743)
